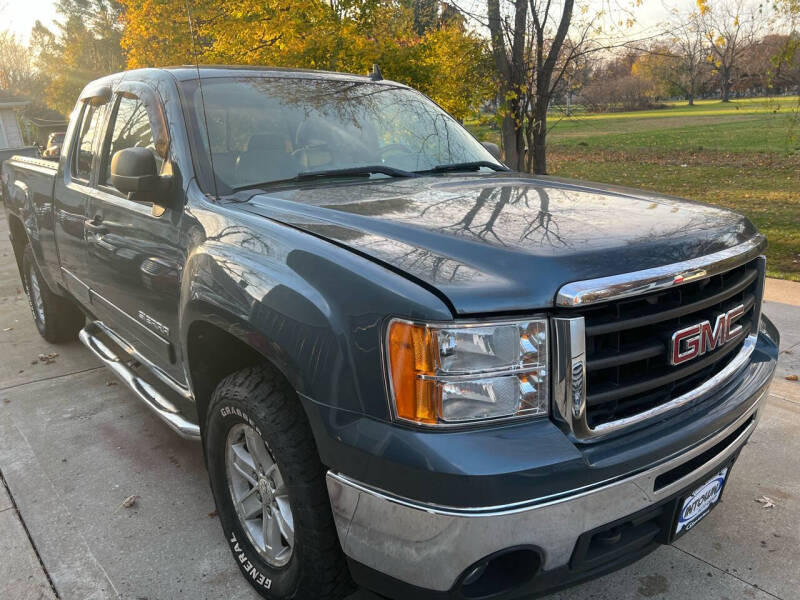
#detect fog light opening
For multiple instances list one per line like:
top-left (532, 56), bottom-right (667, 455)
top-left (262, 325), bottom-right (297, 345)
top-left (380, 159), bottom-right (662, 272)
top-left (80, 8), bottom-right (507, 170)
top-left (459, 547), bottom-right (541, 599)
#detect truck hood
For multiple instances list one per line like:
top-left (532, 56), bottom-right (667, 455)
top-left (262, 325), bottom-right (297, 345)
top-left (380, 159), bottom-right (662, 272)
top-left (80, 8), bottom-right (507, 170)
top-left (236, 173), bottom-right (757, 315)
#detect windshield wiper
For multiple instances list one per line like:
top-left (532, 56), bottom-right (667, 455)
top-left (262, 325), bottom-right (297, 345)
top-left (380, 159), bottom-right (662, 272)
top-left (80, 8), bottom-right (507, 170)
top-left (234, 165), bottom-right (418, 191)
top-left (296, 165), bottom-right (419, 180)
top-left (416, 161), bottom-right (509, 174)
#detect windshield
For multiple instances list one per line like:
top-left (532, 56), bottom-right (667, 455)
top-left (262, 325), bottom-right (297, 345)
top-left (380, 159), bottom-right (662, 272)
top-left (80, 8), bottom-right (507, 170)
top-left (181, 76), bottom-right (500, 191)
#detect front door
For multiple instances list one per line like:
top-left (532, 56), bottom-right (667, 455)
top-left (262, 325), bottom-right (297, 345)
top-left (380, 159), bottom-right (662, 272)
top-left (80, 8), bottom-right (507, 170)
top-left (84, 87), bottom-right (186, 385)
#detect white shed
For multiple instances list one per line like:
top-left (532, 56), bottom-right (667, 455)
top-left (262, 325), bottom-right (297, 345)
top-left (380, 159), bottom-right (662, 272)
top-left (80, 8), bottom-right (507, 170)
top-left (0, 100), bottom-right (27, 149)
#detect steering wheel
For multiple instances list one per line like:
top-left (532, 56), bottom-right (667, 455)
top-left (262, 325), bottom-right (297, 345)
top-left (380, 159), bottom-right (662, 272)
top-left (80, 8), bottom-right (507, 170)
top-left (292, 142), bottom-right (334, 170)
top-left (379, 144), bottom-right (415, 161)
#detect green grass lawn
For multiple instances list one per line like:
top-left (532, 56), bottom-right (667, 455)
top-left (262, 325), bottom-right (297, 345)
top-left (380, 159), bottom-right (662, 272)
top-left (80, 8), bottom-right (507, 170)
top-left (466, 97), bottom-right (800, 281)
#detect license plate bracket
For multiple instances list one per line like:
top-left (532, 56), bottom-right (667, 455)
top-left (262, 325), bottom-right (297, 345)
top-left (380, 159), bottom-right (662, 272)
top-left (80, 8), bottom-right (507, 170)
top-left (672, 463), bottom-right (731, 539)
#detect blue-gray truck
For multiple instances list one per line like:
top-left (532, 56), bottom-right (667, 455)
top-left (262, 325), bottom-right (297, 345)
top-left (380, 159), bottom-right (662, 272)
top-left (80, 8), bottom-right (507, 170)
top-left (1, 66), bottom-right (779, 599)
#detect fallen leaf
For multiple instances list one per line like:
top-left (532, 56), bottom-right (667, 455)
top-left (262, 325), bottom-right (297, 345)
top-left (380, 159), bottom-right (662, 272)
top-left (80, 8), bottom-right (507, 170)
top-left (2, 399), bottom-right (9, 404)
top-left (106, 380), bottom-right (118, 387)
top-left (118, 495), bottom-right (138, 510)
top-left (208, 510), bottom-right (218, 518)
top-left (2, 327), bottom-right (12, 332)
top-left (786, 374), bottom-right (799, 381)
top-left (756, 495), bottom-right (776, 509)
top-left (37, 353), bottom-right (58, 365)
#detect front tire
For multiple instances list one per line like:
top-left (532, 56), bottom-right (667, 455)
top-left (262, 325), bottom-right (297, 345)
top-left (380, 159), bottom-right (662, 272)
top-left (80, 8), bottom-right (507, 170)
top-left (205, 365), bottom-right (353, 599)
top-left (22, 244), bottom-right (84, 343)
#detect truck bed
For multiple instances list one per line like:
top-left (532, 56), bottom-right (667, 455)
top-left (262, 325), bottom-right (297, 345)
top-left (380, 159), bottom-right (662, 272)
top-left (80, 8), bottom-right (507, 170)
top-left (1, 154), bottom-right (58, 208)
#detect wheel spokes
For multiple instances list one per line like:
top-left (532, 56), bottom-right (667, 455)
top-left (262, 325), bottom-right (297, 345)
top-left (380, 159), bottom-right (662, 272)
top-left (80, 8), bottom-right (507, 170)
top-left (271, 468), bottom-right (286, 496)
top-left (240, 492), bottom-right (263, 520)
top-left (244, 428), bottom-right (274, 474)
top-left (273, 497), bottom-right (294, 546)
top-left (225, 423), bottom-right (294, 567)
top-left (263, 507), bottom-right (282, 552)
top-left (231, 443), bottom-right (258, 486)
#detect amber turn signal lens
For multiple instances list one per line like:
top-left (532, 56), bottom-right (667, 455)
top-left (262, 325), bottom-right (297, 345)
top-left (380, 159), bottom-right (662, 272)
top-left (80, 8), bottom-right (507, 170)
top-left (387, 321), bottom-right (439, 423)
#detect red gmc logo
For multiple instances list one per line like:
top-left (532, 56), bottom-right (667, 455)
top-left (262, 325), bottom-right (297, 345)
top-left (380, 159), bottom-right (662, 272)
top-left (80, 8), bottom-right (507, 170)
top-left (670, 305), bottom-right (745, 366)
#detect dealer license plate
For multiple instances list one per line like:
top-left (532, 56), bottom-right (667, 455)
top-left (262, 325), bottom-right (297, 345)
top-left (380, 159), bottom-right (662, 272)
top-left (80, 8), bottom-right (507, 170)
top-left (674, 466), bottom-right (729, 536)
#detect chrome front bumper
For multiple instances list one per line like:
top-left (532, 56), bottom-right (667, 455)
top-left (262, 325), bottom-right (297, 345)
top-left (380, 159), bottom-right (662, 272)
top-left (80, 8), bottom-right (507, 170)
top-left (326, 390), bottom-right (765, 592)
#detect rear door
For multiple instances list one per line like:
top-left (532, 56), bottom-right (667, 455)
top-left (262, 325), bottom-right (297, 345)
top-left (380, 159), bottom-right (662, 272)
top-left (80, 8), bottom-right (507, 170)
top-left (54, 93), bottom-right (110, 306)
top-left (84, 81), bottom-right (187, 385)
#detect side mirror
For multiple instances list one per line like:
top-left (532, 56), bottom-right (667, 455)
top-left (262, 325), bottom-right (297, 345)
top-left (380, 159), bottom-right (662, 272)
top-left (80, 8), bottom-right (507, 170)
top-left (111, 147), bottom-right (159, 196)
top-left (481, 141), bottom-right (503, 162)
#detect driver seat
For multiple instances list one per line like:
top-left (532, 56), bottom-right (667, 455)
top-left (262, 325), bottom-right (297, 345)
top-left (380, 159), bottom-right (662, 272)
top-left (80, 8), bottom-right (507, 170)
top-left (236, 133), bottom-right (296, 185)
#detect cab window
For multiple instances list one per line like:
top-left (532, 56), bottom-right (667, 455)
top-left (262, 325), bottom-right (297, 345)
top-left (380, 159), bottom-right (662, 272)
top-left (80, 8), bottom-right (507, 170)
top-left (72, 103), bottom-right (104, 181)
top-left (101, 94), bottom-right (162, 189)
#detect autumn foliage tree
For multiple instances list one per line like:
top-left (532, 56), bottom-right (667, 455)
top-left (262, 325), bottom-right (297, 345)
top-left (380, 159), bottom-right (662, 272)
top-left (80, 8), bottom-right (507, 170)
top-left (698, 0), bottom-right (764, 102)
top-left (0, 32), bottom-right (39, 93)
top-left (118, 0), bottom-right (493, 121)
top-left (31, 0), bottom-right (126, 114)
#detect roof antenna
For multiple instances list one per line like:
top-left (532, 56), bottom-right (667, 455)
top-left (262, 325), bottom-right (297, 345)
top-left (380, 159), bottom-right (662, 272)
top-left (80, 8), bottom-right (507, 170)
top-left (184, 0), bottom-right (219, 200)
top-left (369, 64), bottom-right (383, 81)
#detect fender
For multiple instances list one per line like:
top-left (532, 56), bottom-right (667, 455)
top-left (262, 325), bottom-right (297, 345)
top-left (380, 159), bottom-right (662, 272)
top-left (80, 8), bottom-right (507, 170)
top-left (179, 202), bottom-right (454, 422)
top-left (180, 298), bottom-right (308, 397)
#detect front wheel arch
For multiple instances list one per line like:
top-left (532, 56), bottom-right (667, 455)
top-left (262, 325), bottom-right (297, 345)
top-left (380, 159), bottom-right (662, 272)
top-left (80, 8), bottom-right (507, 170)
top-left (183, 312), bottom-right (305, 437)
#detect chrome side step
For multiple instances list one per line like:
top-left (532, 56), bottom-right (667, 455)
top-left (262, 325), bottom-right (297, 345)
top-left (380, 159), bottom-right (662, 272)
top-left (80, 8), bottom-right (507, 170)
top-left (79, 323), bottom-right (201, 440)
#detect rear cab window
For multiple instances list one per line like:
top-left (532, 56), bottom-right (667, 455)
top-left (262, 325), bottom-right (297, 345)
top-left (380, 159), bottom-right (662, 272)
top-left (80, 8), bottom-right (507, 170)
top-left (71, 103), bottom-right (105, 182)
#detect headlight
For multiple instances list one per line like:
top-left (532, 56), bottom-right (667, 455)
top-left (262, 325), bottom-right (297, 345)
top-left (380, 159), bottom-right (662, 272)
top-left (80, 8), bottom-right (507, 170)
top-left (386, 318), bottom-right (548, 426)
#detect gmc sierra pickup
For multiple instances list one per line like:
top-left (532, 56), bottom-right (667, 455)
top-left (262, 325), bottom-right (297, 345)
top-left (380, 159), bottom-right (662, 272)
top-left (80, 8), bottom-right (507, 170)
top-left (1, 67), bottom-right (779, 600)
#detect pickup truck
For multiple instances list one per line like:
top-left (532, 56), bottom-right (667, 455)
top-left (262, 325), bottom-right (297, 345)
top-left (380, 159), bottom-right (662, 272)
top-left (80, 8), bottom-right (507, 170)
top-left (1, 67), bottom-right (779, 600)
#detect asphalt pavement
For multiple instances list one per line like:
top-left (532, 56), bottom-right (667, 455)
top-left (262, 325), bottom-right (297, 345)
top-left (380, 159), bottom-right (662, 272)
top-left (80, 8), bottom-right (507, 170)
top-left (1, 210), bottom-right (798, 600)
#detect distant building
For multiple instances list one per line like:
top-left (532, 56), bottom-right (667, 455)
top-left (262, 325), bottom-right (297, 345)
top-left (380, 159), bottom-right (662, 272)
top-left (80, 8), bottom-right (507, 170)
top-left (0, 98), bottom-right (27, 149)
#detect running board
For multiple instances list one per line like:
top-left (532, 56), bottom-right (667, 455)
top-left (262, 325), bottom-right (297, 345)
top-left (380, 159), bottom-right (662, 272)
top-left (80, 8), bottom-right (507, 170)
top-left (79, 324), bottom-right (201, 440)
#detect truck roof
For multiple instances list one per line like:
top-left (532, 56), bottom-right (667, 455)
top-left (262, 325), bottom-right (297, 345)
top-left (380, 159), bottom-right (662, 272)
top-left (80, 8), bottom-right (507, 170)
top-left (86, 65), bottom-right (405, 88)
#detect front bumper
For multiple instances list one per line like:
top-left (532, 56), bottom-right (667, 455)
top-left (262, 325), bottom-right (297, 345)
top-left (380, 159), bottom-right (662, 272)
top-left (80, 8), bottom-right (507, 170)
top-left (325, 321), bottom-right (778, 597)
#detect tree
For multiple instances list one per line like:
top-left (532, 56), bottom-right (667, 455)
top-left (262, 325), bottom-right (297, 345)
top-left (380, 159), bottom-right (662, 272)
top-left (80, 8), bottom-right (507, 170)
top-left (669, 11), bottom-right (708, 105)
top-left (771, 1), bottom-right (799, 90)
top-left (406, 0), bottom-right (440, 35)
top-left (583, 51), bottom-right (656, 112)
top-left (119, 0), bottom-right (492, 122)
top-left (486, 0), bottom-right (580, 174)
top-left (0, 31), bottom-right (39, 93)
top-left (736, 34), bottom-right (798, 94)
top-left (486, 0), bottom-right (529, 170)
top-left (632, 45), bottom-right (682, 100)
top-left (698, 0), bottom-right (764, 101)
top-left (30, 0), bottom-right (126, 114)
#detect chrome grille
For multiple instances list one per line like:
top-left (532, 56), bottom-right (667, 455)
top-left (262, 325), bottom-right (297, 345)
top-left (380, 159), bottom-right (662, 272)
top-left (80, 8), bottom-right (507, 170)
top-left (552, 241), bottom-right (766, 440)
top-left (577, 258), bottom-right (762, 428)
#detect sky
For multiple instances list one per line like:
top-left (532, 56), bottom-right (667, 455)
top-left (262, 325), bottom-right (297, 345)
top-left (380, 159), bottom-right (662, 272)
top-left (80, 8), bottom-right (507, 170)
top-left (1, 0), bottom-right (57, 40)
top-left (0, 0), bottom-right (700, 42)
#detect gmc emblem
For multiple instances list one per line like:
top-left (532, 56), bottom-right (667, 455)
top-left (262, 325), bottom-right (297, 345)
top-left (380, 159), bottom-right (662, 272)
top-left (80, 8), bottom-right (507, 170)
top-left (670, 304), bottom-right (745, 366)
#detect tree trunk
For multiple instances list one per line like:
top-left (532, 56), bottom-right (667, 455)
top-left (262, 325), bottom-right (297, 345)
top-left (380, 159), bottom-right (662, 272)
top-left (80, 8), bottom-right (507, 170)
top-left (532, 104), bottom-right (547, 174)
top-left (501, 110), bottom-right (525, 171)
top-left (721, 67), bottom-right (731, 102)
top-left (487, 0), bottom-right (528, 172)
